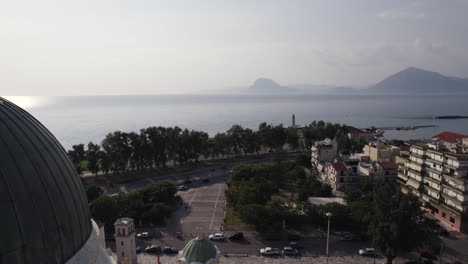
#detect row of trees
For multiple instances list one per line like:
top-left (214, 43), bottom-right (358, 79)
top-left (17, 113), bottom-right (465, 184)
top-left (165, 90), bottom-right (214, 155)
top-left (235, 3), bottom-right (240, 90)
top-left (67, 122), bottom-right (302, 176)
top-left (68, 120), bottom-right (364, 176)
top-left (89, 180), bottom-right (177, 228)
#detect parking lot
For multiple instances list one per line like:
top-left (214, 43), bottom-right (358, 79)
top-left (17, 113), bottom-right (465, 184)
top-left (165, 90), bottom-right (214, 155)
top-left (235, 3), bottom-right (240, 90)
top-left (177, 183), bottom-right (227, 234)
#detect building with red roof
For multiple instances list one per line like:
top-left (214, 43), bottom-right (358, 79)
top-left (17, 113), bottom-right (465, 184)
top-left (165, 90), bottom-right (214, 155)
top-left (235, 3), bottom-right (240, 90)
top-left (432, 131), bottom-right (468, 153)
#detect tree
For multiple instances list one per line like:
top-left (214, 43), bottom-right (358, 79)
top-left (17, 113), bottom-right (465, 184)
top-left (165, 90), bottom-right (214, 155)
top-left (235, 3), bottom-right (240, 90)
top-left (227, 124), bottom-right (244, 156)
top-left (101, 131), bottom-right (131, 172)
top-left (86, 142), bottom-right (101, 176)
top-left (370, 186), bottom-right (429, 264)
top-left (68, 144), bottom-right (86, 175)
top-left (85, 184), bottom-right (103, 203)
top-left (295, 151), bottom-right (312, 168)
top-left (142, 180), bottom-right (177, 204)
top-left (91, 195), bottom-right (119, 228)
top-left (286, 127), bottom-right (300, 149)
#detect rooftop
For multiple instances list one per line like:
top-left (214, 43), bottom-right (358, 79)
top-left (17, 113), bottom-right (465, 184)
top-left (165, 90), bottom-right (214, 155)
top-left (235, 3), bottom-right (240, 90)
top-left (115, 217), bottom-right (134, 226)
top-left (432, 131), bottom-right (468, 143)
top-left (307, 197), bottom-right (346, 205)
top-left (331, 161), bottom-right (348, 172)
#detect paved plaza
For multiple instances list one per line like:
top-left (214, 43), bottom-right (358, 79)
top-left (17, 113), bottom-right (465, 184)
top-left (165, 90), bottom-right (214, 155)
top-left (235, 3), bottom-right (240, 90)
top-left (177, 184), bottom-right (227, 234)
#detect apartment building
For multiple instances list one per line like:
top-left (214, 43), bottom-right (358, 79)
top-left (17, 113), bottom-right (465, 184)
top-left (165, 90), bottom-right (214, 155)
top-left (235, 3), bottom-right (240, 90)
top-left (398, 133), bottom-right (468, 232)
top-left (324, 161), bottom-right (358, 191)
top-left (311, 138), bottom-right (337, 167)
top-left (363, 142), bottom-right (401, 162)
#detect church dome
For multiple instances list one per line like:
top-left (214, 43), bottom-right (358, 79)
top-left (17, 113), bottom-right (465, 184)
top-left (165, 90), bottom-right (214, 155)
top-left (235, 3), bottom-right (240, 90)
top-left (0, 97), bottom-right (92, 263)
top-left (178, 237), bottom-right (220, 264)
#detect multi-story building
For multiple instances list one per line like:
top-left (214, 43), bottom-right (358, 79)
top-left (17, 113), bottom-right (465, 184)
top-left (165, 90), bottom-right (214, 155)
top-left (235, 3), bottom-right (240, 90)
top-left (398, 132), bottom-right (468, 232)
top-left (432, 131), bottom-right (468, 153)
top-left (324, 161), bottom-right (358, 191)
top-left (462, 138), bottom-right (468, 154)
top-left (311, 138), bottom-right (337, 167)
top-left (358, 160), bottom-right (398, 183)
top-left (363, 142), bottom-right (401, 162)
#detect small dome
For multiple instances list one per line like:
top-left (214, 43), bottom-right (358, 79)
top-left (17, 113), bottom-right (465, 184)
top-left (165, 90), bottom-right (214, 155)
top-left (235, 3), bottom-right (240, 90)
top-left (178, 237), bottom-right (220, 264)
top-left (0, 97), bottom-right (92, 263)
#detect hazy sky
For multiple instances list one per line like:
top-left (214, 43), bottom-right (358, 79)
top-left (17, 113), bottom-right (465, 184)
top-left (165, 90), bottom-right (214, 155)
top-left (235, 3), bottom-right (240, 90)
top-left (1, 0), bottom-right (468, 95)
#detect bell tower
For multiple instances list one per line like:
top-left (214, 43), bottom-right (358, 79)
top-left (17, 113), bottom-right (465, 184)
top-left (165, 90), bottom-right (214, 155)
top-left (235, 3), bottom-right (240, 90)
top-left (115, 217), bottom-right (137, 264)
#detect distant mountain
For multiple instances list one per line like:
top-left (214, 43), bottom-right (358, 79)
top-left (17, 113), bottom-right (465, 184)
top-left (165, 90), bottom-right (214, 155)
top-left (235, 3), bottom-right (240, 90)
top-left (248, 78), bottom-right (355, 94)
top-left (368, 67), bottom-right (468, 94)
top-left (248, 78), bottom-right (292, 93)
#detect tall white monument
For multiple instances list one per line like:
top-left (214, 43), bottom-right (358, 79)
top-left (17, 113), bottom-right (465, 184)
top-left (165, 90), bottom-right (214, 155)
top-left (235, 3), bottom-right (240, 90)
top-left (114, 217), bottom-right (137, 264)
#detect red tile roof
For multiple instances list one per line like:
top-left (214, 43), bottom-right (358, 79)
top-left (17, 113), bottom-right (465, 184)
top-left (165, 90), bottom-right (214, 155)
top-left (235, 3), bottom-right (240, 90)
top-left (432, 131), bottom-right (468, 143)
top-left (331, 162), bottom-right (348, 172)
top-left (378, 161), bottom-right (398, 170)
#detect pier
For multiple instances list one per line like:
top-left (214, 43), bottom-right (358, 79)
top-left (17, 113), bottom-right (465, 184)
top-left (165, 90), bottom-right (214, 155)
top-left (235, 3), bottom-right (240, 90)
top-left (363, 125), bottom-right (438, 131)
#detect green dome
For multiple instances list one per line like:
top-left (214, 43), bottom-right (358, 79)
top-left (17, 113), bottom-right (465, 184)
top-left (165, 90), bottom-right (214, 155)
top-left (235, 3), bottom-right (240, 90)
top-left (178, 237), bottom-right (220, 264)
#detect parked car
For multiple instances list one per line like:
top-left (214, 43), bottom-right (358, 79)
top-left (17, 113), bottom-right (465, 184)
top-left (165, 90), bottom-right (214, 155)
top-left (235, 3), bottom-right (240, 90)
top-left (260, 247), bottom-right (281, 256)
top-left (136, 232), bottom-right (150, 238)
top-left (202, 178), bottom-right (210, 183)
top-left (135, 246), bottom-right (142, 253)
top-left (145, 245), bottom-right (161, 254)
top-left (178, 185), bottom-right (189, 191)
top-left (228, 232), bottom-right (244, 241)
top-left (208, 233), bottom-right (224, 240)
top-left (289, 242), bottom-right (303, 250)
top-left (162, 246), bottom-right (178, 254)
top-left (282, 247), bottom-right (299, 256)
top-left (359, 248), bottom-right (375, 256)
top-left (340, 234), bottom-right (353, 241)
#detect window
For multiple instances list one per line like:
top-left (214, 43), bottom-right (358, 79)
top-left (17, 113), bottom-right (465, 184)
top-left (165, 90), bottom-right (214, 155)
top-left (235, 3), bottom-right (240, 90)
top-left (340, 177), bottom-right (344, 183)
top-left (442, 212), bottom-right (446, 218)
top-left (121, 241), bottom-right (124, 246)
top-left (122, 252), bottom-right (125, 257)
top-left (450, 217), bottom-right (455, 224)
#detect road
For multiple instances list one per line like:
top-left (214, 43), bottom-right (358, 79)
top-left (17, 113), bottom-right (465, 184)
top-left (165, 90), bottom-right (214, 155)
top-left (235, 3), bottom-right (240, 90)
top-left (101, 153), bottom-right (295, 196)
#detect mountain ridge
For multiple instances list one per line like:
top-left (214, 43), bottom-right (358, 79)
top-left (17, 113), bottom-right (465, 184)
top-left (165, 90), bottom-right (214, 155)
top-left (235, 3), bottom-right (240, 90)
top-left (246, 67), bottom-right (468, 94)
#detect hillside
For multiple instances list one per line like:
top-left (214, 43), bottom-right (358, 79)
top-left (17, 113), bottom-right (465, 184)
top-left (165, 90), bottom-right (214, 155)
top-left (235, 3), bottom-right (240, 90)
top-left (368, 67), bottom-right (468, 94)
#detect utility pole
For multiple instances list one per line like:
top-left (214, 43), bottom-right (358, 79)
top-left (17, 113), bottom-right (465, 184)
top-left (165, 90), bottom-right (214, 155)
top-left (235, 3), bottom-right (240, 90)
top-left (325, 212), bottom-right (333, 264)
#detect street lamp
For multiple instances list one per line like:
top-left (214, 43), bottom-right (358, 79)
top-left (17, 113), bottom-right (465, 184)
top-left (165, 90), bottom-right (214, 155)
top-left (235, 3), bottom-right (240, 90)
top-left (325, 212), bottom-right (333, 264)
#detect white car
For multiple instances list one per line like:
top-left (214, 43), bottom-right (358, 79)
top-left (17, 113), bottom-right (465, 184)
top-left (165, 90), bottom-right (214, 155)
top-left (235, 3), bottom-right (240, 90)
top-left (260, 247), bottom-right (280, 256)
top-left (359, 248), bottom-right (375, 256)
top-left (208, 233), bottom-right (224, 240)
top-left (136, 232), bottom-right (150, 238)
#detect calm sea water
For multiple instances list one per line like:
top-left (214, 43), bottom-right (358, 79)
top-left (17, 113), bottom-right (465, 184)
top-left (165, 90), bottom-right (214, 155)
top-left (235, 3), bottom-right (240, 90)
top-left (6, 95), bottom-right (468, 150)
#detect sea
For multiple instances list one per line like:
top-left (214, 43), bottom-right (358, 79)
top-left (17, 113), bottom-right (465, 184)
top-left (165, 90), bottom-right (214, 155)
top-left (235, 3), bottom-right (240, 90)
top-left (3, 94), bottom-right (468, 150)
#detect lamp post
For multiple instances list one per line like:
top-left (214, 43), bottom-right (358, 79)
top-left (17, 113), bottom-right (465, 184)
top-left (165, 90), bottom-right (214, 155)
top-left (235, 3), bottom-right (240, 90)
top-left (325, 212), bottom-right (333, 264)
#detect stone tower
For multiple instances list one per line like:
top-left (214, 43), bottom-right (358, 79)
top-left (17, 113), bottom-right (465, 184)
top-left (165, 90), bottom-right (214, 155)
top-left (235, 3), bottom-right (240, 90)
top-left (115, 217), bottom-right (137, 264)
top-left (292, 114), bottom-right (296, 127)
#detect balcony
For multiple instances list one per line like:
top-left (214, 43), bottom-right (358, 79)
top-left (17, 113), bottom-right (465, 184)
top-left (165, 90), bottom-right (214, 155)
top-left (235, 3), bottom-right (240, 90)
top-left (424, 176), bottom-right (441, 186)
top-left (424, 182), bottom-right (441, 194)
top-left (443, 174), bottom-right (466, 186)
top-left (441, 182), bottom-right (467, 195)
top-left (398, 172), bottom-right (409, 181)
top-left (441, 192), bottom-right (463, 205)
